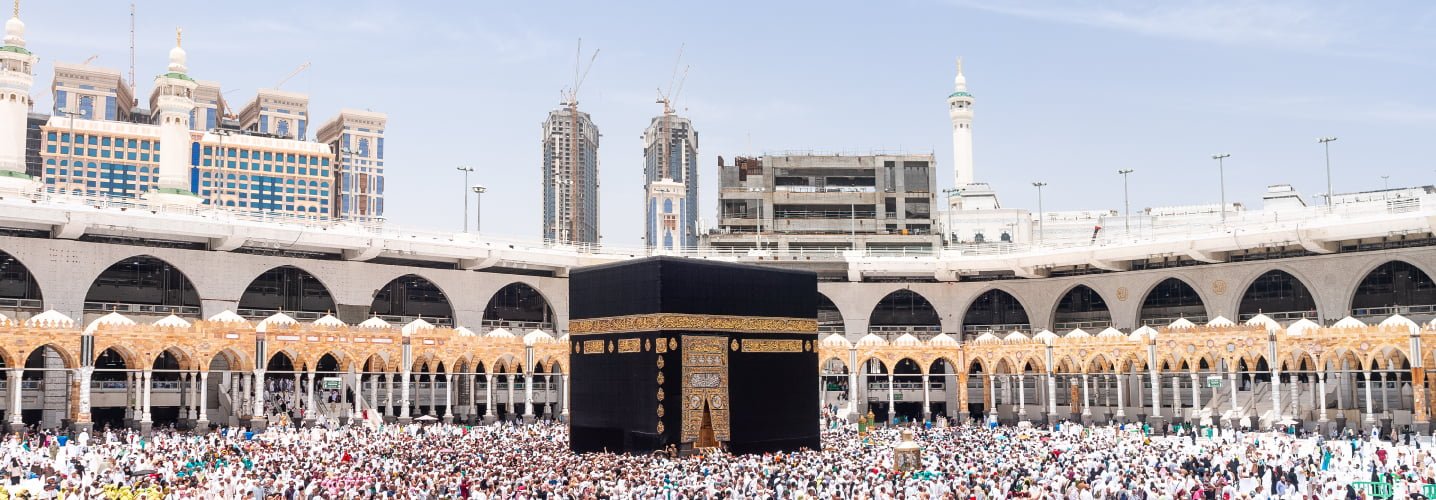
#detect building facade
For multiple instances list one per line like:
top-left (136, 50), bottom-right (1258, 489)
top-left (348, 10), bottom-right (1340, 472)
top-left (706, 154), bottom-right (942, 253)
top-left (237, 89), bottom-right (308, 140)
top-left (642, 113), bottom-right (698, 250)
top-left (542, 106), bottom-right (599, 244)
top-left (191, 80), bottom-right (227, 132)
top-left (195, 130), bottom-right (334, 215)
top-left (317, 109), bottom-right (387, 219)
top-left (645, 178), bottom-right (686, 253)
top-left (51, 63), bottom-right (133, 123)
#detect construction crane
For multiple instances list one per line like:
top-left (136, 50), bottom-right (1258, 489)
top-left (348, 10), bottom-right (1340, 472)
top-left (275, 62), bottom-right (311, 90)
top-left (560, 40), bottom-right (599, 108)
top-left (128, 2), bottom-right (135, 87)
top-left (654, 45), bottom-right (688, 182)
top-left (656, 44), bottom-right (688, 116)
top-left (82, 55), bottom-right (99, 65)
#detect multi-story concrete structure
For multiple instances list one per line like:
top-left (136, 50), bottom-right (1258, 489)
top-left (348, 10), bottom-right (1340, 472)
top-left (642, 112), bottom-right (697, 250)
top-left (645, 178), bottom-right (686, 253)
top-left (51, 63), bottom-right (133, 123)
top-left (1, 185), bottom-right (1435, 431)
top-left (542, 106), bottom-right (599, 244)
top-left (707, 153), bottom-right (942, 253)
top-left (194, 130), bottom-right (334, 215)
top-left (317, 109), bottom-right (387, 219)
top-left (191, 80), bottom-right (227, 132)
top-left (237, 88), bottom-right (308, 140)
top-left (22, 26), bottom-right (386, 220)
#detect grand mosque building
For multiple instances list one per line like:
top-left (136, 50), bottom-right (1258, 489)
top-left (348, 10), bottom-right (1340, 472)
top-left (0, 9), bottom-right (1433, 436)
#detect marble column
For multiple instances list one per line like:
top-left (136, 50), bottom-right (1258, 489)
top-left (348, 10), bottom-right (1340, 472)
top-left (1115, 372), bottom-right (1126, 418)
top-left (1017, 374), bottom-right (1027, 419)
top-left (524, 371), bottom-right (535, 419)
top-left (1364, 371), bottom-right (1376, 423)
top-left (484, 372), bottom-right (495, 421)
top-left (1318, 374), bottom-right (1329, 422)
top-left (7, 369), bottom-right (20, 428)
top-left (562, 374), bottom-right (571, 419)
top-left (1149, 365), bottom-right (1161, 418)
top-left (507, 373), bottom-right (517, 418)
top-left (1081, 374), bottom-right (1092, 417)
top-left (1190, 372), bottom-right (1200, 417)
top-left (196, 371), bottom-right (209, 429)
top-left (921, 373), bottom-right (931, 421)
top-left (399, 371), bottom-right (411, 420)
top-left (140, 370), bottom-right (153, 425)
top-left (1228, 367), bottom-right (1240, 418)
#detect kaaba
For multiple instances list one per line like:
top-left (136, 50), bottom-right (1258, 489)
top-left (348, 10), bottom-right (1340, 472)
top-left (568, 256), bottom-right (819, 455)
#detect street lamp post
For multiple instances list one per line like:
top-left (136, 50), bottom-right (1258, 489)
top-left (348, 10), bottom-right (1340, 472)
top-left (456, 166), bottom-right (474, 232)
top-left (1382, 175), bottom-right (1389, 190)
top-left (1031, 182), bottom-right (1047, 246)
top-left (1318, 137), bottom-right (1337, 213)
top-left (1118, 169), bottom-right (1134, 237)
top-left (1211, 154), bottom-right (1230, 223)
top-left (57, 107), bottom-right (81, 183)
top-left (942, 188), bottom-right (960, 244)
top-left (472, 185), bottom-right (487, 233)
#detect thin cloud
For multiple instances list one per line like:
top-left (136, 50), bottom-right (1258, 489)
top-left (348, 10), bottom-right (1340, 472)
top-left (946, 0), bottom-right (1428, 63)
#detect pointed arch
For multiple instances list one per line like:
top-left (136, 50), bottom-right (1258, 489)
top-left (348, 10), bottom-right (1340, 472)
top-left (868, 289), bottom-right (940, 337)
top-left (370, 274), bottom-right (454, 326)
top-left (962, 288), bottom-right (1030, 335)
top-left (816, 292), bottom-right (843, 330)
top-left (84, 255), bottom-right (200, 316)
top-left (1238, 270), bottom-right (1317, 320)
top-left (0, 249), bottom-right (43, 310)
top-left (239, 265), bottom-right (336, 317)
top-left (1138, 277), bottom-right (1208, 326)
top-left (1052, 284), bottom-right (1112, 329)
top-left (1349, 260), bottom-right (1436, 317)
top-left (483, 282), bottom-right (554, 329)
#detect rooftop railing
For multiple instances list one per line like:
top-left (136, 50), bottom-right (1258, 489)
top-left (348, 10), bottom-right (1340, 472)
top-left (1, 185), bottom-right (1431, 264)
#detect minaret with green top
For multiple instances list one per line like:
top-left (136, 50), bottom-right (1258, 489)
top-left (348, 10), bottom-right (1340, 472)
top-left (0, 0), bottom-right (36, 190)
top-left (150, 27), bottom-right (201, 205)
top-left (947, 57), bottom-right (975, 189)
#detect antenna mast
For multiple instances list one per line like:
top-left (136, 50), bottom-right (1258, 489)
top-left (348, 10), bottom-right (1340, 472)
top-left (128, 2), bottom-right (136, 88)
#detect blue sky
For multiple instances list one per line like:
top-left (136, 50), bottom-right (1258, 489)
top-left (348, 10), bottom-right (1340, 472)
top-left (20, 1), bottom-right (1436, 244)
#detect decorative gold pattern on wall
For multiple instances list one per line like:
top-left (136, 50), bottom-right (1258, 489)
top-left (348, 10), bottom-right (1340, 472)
top-left (582, 340), bottom-right (604, 354)
top-left (570, 314), bottom-right (818, 335)
top-left (741, 339), bottom-right (804, 353)
top-left (682, 335), bottom-right (730, 443)
top-left (617, 338), bottom-right (641, 353)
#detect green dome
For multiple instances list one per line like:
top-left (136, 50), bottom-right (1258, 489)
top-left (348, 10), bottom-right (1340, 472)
top-left (949, 91), bottom-right (971, 98)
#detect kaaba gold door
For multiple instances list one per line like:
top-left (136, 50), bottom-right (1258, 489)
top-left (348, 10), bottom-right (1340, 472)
top-left (681, 335), bottom-right (730, 444)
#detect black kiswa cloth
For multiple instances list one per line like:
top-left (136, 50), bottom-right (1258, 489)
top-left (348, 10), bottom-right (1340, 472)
top-left (568, 257), bottom-right (819, 454)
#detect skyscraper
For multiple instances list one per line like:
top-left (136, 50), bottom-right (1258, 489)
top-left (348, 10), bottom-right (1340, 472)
top-left (542, 106), bottom-right (599, 245)
top-left (642, 112), bottom-right (698, 251)
top-left (317, 109), bottom-right (388, 219)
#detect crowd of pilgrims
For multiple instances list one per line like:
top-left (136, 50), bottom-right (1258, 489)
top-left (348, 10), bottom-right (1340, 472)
top-left (0, 410), bottom-right (1431, 499)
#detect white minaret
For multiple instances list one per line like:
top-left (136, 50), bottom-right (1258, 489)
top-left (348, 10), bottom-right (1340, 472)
top-left (947, 57), bottom-right (974, 189)
top-left (0, 0), bottom-right (36, 190)
top-left (150, 28), bottom-right (200, 205)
